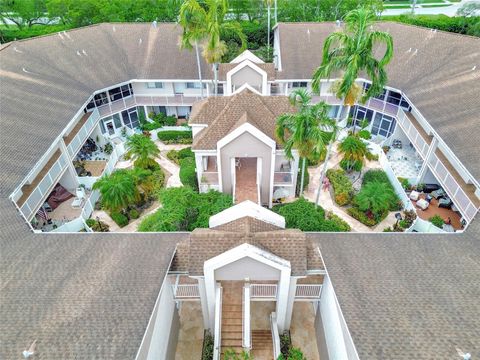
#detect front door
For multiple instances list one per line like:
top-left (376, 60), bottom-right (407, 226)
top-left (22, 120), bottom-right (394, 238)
top-left (105, 120), bottom-right (115, 135)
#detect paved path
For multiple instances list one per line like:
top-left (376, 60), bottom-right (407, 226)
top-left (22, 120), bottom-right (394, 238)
top-left (154, 140), bottom-right (189, 188)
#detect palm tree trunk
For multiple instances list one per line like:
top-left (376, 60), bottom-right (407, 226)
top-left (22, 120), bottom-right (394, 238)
top-left (299, 157), bottom-right (306, 197)
top-left (214, 63), bottom-right (219, 96)
top-left (267, 5), bottom-right (271, 61)
top-left (315, 140), bottom-right (333, 208)
top-left (274, 0), bottom-right (278, 24)
top-left (195, 41), bottom-right (204, 99)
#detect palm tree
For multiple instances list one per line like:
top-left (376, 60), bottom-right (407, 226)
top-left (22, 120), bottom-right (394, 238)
top-left (264, 0), bottom-right (273, 61)
top-left (93, 170), bottom-right (138, 213)
top-left (338, 134), bottom-right (369, 172)
top-left (276, 89), bottom-right (335, 197)
top-left (178, 0), bottom-right (246, 96)
top-left (179, 0), bottom-right (207, 98)
top-left (355, 181), bottom-right (397, 220)
top-left (125, 134), bottom-right (160, 169)
top-left (311, 7), bottom-right (393, 105)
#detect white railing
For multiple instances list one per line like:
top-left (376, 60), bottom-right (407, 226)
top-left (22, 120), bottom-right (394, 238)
top-left (428, 153), bottom-right (478, 222)
top-left (243, 284), bottom-right (252, 350)
top-left (396, 108), bottom-right (430, 158)
top-left (66, 108), bottom-right (100, 158)
top-left (295, 284), bottom-right (323, 299)
top-left (270, 312), bottom-right (281, 360)
top-left (213, 284), bottom-right (223, 360)
top-left (274, 171), bottom-right (294, 185)
top-left (77, 176), bottom-right (99, 189)
top-left (19, 152), bottom-right (69, 221)
top-left (251, 284), bottom-right (277, 299)
top-left (172, 284), bottom-right (200, 299)
top-left (81, 189), bottom-right (101, 220)
top-left (199, 184), bottom-right (221, 192)
top-left (50, 217), bottom-right (86, 233)
top-left (365, 97), bottom-right (399, 117)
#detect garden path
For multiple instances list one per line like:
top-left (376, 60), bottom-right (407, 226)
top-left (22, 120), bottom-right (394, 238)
top-left (154, 140), bottom-right (190, 188)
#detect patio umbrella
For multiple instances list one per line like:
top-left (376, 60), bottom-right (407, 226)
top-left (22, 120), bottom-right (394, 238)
top-left (273, 187), bottom-right (290, 199)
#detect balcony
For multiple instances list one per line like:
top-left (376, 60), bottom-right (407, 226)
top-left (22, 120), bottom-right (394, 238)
top-left (396, 108), bottom-right (432, 158)
top-left (428, 149), bottom-right (479, 222)
top-left (199, 172), bottom-right (220, 192)
top-left (274, 171), bottom-right (294, 185)
top-left (65, 108), bottom-right (100, 158)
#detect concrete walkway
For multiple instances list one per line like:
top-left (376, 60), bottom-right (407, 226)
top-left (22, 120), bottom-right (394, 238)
top-left (155, 140), bottom-right (189, 188)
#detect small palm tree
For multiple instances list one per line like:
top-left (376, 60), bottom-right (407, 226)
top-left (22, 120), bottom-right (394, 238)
top-left (93, 170), bottom-right (138, 213)
top-left (311, 7), bottom-right (393, 105)
top-left (338, 134), bottom-right (369, 172)
top-left (276, 89), bottom-right (335, 196)
top-left (355, 181), bottom-right (397, 220)
top-left (125, 134), bottom-right (160, 169)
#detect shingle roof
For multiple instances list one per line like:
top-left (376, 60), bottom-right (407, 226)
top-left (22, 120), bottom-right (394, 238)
top-left (309, 228), bottom-right (480, 360)
top-left (190, 89), bottom-right (296, 149)
top-left (276, 22), bottom-right (480, 180)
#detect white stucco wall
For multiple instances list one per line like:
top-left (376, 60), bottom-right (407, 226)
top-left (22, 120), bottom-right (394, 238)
top-left (215, 257), bottom-right (281, 281)
top-left (131, 81), bottom-right (175, 96)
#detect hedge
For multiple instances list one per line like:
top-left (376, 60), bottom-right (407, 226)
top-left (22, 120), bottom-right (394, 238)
top-left (110, 212), bottom-right (129, 227)
top-left (326, 169), bottom-right (353, 206)
top-left (272, 198), bottom-right (351, 232)
top-left (157, 130), bottom-right (193, 144)
top-left (346, 207), bottom-right (379, 227)
top-left (179, 157), bottom-right (198, 191)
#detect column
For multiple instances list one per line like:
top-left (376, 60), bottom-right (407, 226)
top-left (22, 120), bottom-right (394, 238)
top-left (284, 277), bottom-right (298, 330)
top-left (275, 267), bottom-right (292, 332)
top-left (197, 278), bottom-right (210, 329)
top-left (417, 137), bottom-right (437, 184)
top-left (59, 139), bottom-right (80, 188)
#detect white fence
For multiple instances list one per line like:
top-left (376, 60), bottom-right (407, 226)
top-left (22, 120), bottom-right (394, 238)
top-left (51, 217), bottom-right (87, 233)
top-left (251, 284), bottom-right (277, 299)
top-left (295, 284), bottom-right (322, 299)
top-left (411, 218), bottom-right (446, 233)
top-left (172, 284), bottom-right (200, 299)
top-left (66, 109), bottom-right (100, 158)
top-left (81, 190), bottom-right (101, 220)
top-left (77, 176), bottom-right (98, 189)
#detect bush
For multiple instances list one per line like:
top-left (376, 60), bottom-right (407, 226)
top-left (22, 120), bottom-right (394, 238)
top-left (202, 331), bottom-right (214, 360)
top-left (362, 170), bottom-right (401, 211)
top-left (129, 209), bottom-right (140, 220)
top-left (85, 218), bottom-right (109, 232)
top-left (358, 129), bottom-right (371, 140)
top-left (157, 130), bottom-right (193, 144)
top-left (272, 198), bottom-right (350, 232)
top-left (178, 147), bottom-right (194, 159)
top-left (429, 214), bottom-right (445, 228)
top-left (347, 207), bottom-right (382, 227)
top-left (365, 152), bottom-right (379, 161)
top-left (179, 157), bottom-right (198, 191)
top-left (398, 177), bottom-right (410, 190)
top-left (166, 149), bottom-right (180, 164)
top-left (326, 169), bottom-right (353, 206)
top-left (110, 212), bottom-right (129, 227)
top-left (295, 160), bottom-right (309, 196)
top-left (325, 212), bottom-right (351, 232)
top-left (138, 187), bottom-right (232, 232)
top-left (399, 219), bottom-right (410, 229)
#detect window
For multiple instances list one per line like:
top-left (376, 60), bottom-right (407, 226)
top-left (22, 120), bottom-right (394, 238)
top-left (146, 82), bottom-right (163, 89)
top-left (94, 92), bottom-right (109, 107)
top-left (372, 113), bottom-right (396, 138)
top-left (109, 84), bottom-right (132, 102)
top-left (186, 82), bottom-right (206, 89)
top-left (121, 107), bottom-right (140, 129)
top-left (349, 106), bottom-right (373, 127)
top-left (291, 81), bottom-right (308, 88)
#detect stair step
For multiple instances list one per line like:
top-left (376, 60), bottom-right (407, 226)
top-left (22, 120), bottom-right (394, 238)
top-left (222, 324), bottom-right (243, 332)
top-left (222, 339), bottom-right (243, 347)
top-left (222, 318), bottom-right (242, 325)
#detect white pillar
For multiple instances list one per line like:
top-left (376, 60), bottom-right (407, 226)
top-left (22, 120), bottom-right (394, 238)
top-left (204, 269), bottom-right (216, 330)
top-left (284, 277), bottom-right (298, 330)
top-left (60, 139), bottom-right (80, 188)
top-left (197, 278), bottom-right (210, 329)
top-left (275, 267), bottom-right (292, 332)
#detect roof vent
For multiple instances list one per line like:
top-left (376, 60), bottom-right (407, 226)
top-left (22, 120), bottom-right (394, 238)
top-left (13, 46), bottom-right (23, 53)
top-left (76, 50), bottom-right (81, 56)
top-left (413, 49), bottom-right (418, 55)
top-left (82, 49), bottom-right (88, 56)
top-left (456, 348), bottom-right (471, 360)
top-left (336, 20), bottom-right (341, 27)
top-left (152, 20), bottom-right (157, 28)
top-left (112, 25), bottom-right (116, 32)
top-left (22, 67), bottom-right (33, 74)
top-left (407, 47), bottom-right (412, 52)
top-left (472, 65), bottom-right (477, 71)
top-left (58, 32), bottom-right (64, 40)
top-left (139, 38), bottom-right (143, 45)
top-left (22, 340), bottom-right (36, 358)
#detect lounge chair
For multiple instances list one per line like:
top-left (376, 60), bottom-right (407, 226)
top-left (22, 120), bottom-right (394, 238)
top-left (431, 188), bottom-right (446, 199)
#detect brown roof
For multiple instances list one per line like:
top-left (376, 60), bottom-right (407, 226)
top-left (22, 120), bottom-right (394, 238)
top-left (212, 216), bottom-right (282, 232)
top-left (276, 21), bottom-right (480, 181)
top-left (218, 62), bottom-right (276, 81)
top-left (190, 89), bottom-right (296, 150)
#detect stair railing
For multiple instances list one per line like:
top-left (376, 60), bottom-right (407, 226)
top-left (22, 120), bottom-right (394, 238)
top-left (242, 284), bottom-right (252, 350)
top-left (270, 312), bottom-right (281, 359)
top-left (213, 284), bottom-right (223, 360)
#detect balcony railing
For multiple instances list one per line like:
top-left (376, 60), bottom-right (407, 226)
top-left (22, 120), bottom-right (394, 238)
top-left (251, 284), bottom-right (277, 299)
top-left (274, 171), bottom-right (294, 185)
top-left (66, 108), bottom-right (100, 158)
top-left (295, 284), bottom-right (322, 299)
top-left (428, 153), bottom-right (478, 222)
top-left (20, 152), bottom-right (69, 221)
top-left (364, 97), bottom-right (400, 117)
top-left (396, 108), bottom-right (430, 158)
top-left (172, 284), bottom-right (200, 299)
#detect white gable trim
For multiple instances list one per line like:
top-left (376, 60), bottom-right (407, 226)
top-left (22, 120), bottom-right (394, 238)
top-left (232, 82), bottom-right (262, 96)
top-left (226, 60), bottom-right (268, 95)
top-left (230, 50), bottom-right (264, 64)
top-left (217, 122), bottom-right (276, 151)
top-left (209, 200), bottom-right (285, 228)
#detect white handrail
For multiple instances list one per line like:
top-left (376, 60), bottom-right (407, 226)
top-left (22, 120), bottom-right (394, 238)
top-left (243, 284), bottom-right (252, 350)
top-left (213, 284), bottom-right (222, 360)
top-left (251, 284), bottom-right (277, 298)
top-left (172, 284), bottom-right (200, 299)
top-left (295, 284), bottom-right (323, 298)
top-left (270, 312), bottom-right (281, 360)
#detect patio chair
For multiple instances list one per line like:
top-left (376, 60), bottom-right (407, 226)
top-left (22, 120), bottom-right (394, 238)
top-left (438, 197), bottom-right (453, 209)
top-left (416, 198), bottom-right (429, 210)
top-left (409, 190), bottom-right (420, 201)
top-left (431, 188), bottom-right (446, 200)
top-left (71, 187), bottom-right (86, 208)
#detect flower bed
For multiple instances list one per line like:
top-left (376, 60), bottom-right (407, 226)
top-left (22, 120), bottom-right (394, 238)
top-left (326, 169), bottom-right (353, 206)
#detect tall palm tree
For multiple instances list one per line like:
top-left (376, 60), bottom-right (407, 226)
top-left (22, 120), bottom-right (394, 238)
top-left (178, 0), bottom-right (246, 96)
top-left (276, 89), bottom-right (335, 197)
top-left (125, 134), bottom-right (160, 169)
top-left (311, 7), bottom-right (393, 105)
top-left (93, 170), bottom-right (138, 213)
top-left (179, 0), bottom-right (207, 98)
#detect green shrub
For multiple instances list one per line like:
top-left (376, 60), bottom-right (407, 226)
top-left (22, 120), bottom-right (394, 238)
top-left (157, 130), bottom-right (193, 144)
top-left (166, 149), bottom-right (180, 164)
top-left (272, 198), bottom-right (350, 232)
top-left (362, 170), bottom-right (401, 211)
top-left (179, 157), bottom-right (198, 191)
top-left (295, 160), bottom-right (309, 196)
top-left (129, 209), bottom-right (140, 220)
top-left (429, 214), bottom-right (445, 228)
top-left (202, 330), bottom-right (214, 360)
top-left (346, 207), bottom-right (380, 227)
top-left (325, 212), bottom-right (351, 232)
top-left (399, 219), bottom-right (410, 229)
top-left (138, 187), bottom-right (232, 232)
top-left (398, 177), bottom-right (410, 190)
top-left (365, 152), bottom-right (379, 161)
top-left (110, 212), bottom-right (129, 227)
top-left (358, 129), bottom-right (371, 140)
top-left (326, 169), bottom-right (353, 206)
top-left (178, 147), bottom-right (194, 159)
top-left (85, 218), bottom-right (110, 232)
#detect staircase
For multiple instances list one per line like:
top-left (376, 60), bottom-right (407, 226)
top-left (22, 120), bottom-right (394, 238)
top-left (221, 282), bottom-right (243, 356)
top-left (251, 330), bottom-right (274, 359)
top-left (234, 158), bottom-right (258, 204)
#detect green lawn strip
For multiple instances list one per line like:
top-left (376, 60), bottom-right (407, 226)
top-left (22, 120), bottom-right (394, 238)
top-left (421, 4), bottom-right (452, 7)
top-left (384, 5), bottom-right (412, 9)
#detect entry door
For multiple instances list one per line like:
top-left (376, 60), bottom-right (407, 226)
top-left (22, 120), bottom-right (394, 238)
top-left (105, 120), bottom-right (115, 135)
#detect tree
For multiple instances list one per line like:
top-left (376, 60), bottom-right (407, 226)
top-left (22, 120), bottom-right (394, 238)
top-left (354, 181), bottom-right (397, 220)
top-left (311, 7), bottom-right (393, 105)
top-left (0, 0), bottom-right (48, 29)
top-left (276, 89), bottom-right (335, 196)
top-left (93, 170), bottom-right (138, 212)
top-left (125, 134), bottom-right (160, 170)
top-left (338, 134), bottom-right (369, 172)
top-left (178, 0), bottom-right (246, 95)
top-left (264, 0), bottom-right (273, 61)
